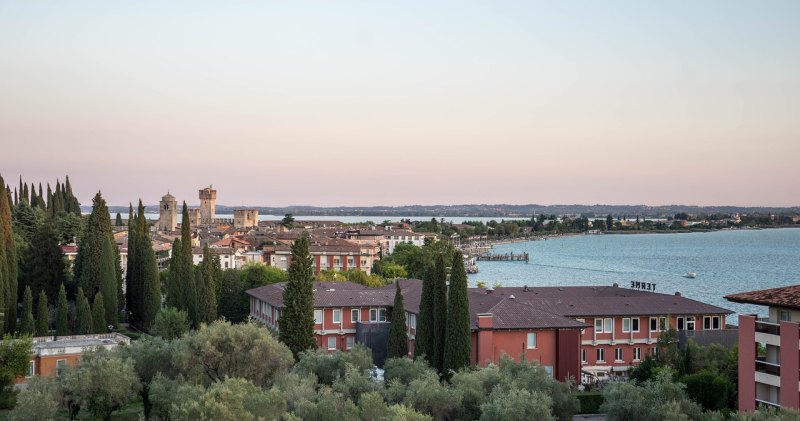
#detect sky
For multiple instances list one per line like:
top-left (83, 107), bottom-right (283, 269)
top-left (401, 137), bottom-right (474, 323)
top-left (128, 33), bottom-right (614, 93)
top-left (1, 1), bottom-right (799, 208)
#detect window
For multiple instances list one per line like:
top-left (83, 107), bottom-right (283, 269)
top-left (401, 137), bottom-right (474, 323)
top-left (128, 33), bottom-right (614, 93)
top-left (633, 347), bottom-right (642, 361)
top-left (370, 308), bottom-right (387, 322)
top-left (346, 336), bottom-right (354, 350)
top-left (543, 366), bottom-right (554, 378)
top-left (650, 317), bottom-right (668, 332)
top-left (327, 337), bottom-right (337, 350)
top-left (581, 348), bottom-right (587, 363)
top-left (576, 318), bottom-right (586, 334)
top-left (677, 317), bottom-right (685, 330)
top-left (622, 318), bottom-right (631, 333)
top-left (604, 318), bottom-right (613, 333)
top-left (527, 332), bottom-right (537, 349)
top-left (332, 309), bottom-right (341, 324)
top-left (351, 309), bottom-right (360, 323)
top-left (704, 316), bottom-right (721, 330)
top-left (596, 348), bottom-right (605, 362)
top-left (26, 361), bottom-right (34, 378)
top-left (594, 318), bottom-right (603, 333)
top-left (615, 348), bottom-right (623, 362)
top-left (631, 318), bottom-right (640, 332)
top-left (409, 314), bottom-right (416, 329)
top-left (56, 359), bottom-right (66, 377)
top-left (781, 310), bottom-right (792, 322)
top-left (314, 310), bottom-right (323, 324)
top-left (686, 317), bottom-right (695, 331)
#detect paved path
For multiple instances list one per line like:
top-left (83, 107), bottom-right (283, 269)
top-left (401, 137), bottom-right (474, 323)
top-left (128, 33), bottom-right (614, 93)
top-left (574, 415), bottom-right (607, 421)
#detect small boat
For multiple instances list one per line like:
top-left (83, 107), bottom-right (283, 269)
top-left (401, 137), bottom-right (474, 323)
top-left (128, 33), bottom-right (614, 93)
top-left (683, 273), bottom-right (697, 279)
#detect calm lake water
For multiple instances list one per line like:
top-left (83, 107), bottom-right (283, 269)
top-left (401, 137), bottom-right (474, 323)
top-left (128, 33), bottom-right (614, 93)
top-left (467, 228), bottom-right (800, 322)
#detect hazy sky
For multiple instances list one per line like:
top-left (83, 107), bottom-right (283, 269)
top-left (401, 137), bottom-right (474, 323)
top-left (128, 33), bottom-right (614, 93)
top-left (1, 1), bottom-right (798, 207)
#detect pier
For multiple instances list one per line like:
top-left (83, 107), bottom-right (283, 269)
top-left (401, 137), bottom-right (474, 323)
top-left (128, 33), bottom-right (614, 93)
top-left (476, 252), bottom-right (529, 263)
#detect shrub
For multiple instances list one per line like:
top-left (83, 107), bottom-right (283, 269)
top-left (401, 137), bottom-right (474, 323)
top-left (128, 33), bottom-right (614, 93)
top-left (479, 388), bottom-right (555, 421)
top-left (575, 391), bottom-right (604, 414)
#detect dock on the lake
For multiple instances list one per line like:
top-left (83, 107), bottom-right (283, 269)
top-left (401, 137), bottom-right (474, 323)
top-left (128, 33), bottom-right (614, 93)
top-left (476, 252), bottom-right (529, 263)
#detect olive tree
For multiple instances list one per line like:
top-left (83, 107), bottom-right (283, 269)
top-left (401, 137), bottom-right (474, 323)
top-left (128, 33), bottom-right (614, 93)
top-left (175, 319), bottom-right (293, 386)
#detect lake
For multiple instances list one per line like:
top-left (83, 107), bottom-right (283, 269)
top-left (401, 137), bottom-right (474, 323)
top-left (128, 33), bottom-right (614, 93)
top-left (467, 228), bottom-right (800, 322)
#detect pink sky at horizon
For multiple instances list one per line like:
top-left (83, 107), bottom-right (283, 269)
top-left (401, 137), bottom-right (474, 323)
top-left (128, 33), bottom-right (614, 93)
top-left (1, 2), bottom-right (799, 207)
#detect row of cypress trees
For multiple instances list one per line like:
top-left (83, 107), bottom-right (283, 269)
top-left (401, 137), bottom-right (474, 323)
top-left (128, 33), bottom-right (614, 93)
top-left (16, 284), bottom-right (107, 336)
top-left (11, 176), bottom-right (81, 217)
top-left (415, 249), bottom-right (471, 375)
top-left (73, 193), bottom-right (120, 328)
top-left (165, 202), bottom-right (217, 328)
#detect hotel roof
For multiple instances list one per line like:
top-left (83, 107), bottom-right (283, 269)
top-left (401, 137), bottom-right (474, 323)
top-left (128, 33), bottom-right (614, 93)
top-left (724, 284), bottom-right (800, 310)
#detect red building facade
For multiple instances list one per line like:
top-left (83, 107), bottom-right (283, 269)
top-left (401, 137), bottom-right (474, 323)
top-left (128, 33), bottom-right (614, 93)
top-left (248, 280), bottom-right (730, 383)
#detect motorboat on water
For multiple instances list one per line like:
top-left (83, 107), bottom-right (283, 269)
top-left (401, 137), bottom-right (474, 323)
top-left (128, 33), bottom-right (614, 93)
top-left (683, 272), bottom-right (697, 279)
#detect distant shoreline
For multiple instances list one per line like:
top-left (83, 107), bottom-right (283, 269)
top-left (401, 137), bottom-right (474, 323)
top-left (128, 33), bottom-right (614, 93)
top-left (468, 225), bottom-right (800, 252)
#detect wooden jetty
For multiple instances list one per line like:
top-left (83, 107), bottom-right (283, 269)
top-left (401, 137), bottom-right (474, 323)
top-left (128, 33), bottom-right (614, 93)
top-left (476, 252), bottom-right (529, 263)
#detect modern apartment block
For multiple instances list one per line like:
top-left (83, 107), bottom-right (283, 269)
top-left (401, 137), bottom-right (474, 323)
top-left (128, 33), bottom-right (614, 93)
top-left (726, 285), bottom-right (800, 411)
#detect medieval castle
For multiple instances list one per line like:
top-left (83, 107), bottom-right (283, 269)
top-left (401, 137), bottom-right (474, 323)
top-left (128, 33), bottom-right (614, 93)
top-left (157, 186), bottom-right (258, 232)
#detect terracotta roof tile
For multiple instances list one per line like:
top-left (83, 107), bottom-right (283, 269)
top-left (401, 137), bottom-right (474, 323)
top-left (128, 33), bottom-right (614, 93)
top-left (725, 284), bottom-right (800, 310)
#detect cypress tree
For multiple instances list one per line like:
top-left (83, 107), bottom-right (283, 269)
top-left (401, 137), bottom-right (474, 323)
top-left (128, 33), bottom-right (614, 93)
top-left (166, 238), bottom-right (183, 309)
top-left (36, 290), bottom-right (49, 336)
top-left (387, 281), bottom-right (409, 359)
top-left (443, 252), bottom-right (471, 375)
top-left (20, 286), bottom-right (35, 334)
top-left (431, 252), bottom-right (448, 374)
top-left (52, 180), bottom-right (65, 214)
top-left (14, 187), bottom-right (18, 206)
top-left (196, 244), bottom-right (217, 325)
top-left (46, 183), bottom-right (53, 216)
top-left (125, 204), bottom-right (139, 321)
top-left (92, 292), bottom-right (107, 333)
top-left (18, 177), bottom-right (24, 205)
top-left (180, 202), bottom-right (197, 326)
top-left (76, 192), bottom-right (118, 327)
top-left (56, 283), bottom-right (69, 336)
top-left (279, 236), bottom-right (317, 359)
top-left (22, 220), bottom-right (66, 304)
top-left (29, 183), bottom-right (37, 208)
top-left (136, 201), bottom-right (161, 328)
top-left (115, 213), bottom-right (123, 227)
top-left (22, 182), bottom-right (29, 206)
top-left (414, 264), bottom-right (435, 362)
top-left (75, 287), bottom-right (92, 334)
top-left (0, 174), bottom-right (17, 333)
top-left (64, 176), bottom-right (81, 215)
top-left (36, 183), bottom-right (45, 210)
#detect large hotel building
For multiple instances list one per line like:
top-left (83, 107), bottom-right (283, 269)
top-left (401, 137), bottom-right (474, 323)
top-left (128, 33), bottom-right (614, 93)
top-left (249, 279), bottom-right (731, 382)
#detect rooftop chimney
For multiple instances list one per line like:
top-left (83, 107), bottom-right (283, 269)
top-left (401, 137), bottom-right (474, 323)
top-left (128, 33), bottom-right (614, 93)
top-left (486, 287), bottom-right (494, 294)
top-left (675, 291), bottom-right (681, 297)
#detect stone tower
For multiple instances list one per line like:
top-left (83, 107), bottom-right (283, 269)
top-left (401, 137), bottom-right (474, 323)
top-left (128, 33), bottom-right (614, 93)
top-left (199, 186), bottom-right (217, 223)
top-left (158, 192), bottom-right (178, 231)
top-left (234, 209), bottom-right (259, 229)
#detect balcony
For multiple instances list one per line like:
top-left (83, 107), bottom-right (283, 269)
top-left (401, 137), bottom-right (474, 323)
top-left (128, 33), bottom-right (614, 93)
top-left (755, 358), bottom-right (781, 376)
top-left (755, 320), bottom-right (780, 336)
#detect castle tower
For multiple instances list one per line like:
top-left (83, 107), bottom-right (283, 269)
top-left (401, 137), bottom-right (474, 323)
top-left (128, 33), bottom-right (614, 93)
top-left (158, 192), bottom-right (178, 231)
top-left (199, 186), bottom-right (217, 223)
top-left (234, 209), bottom-right (259, 229)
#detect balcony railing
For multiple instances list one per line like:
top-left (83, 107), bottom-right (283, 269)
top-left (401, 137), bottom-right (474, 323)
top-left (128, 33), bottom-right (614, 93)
top-left (755, 359), bottom-right (781, 376)
top-left (755, 320), bottom-right (781, 336)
